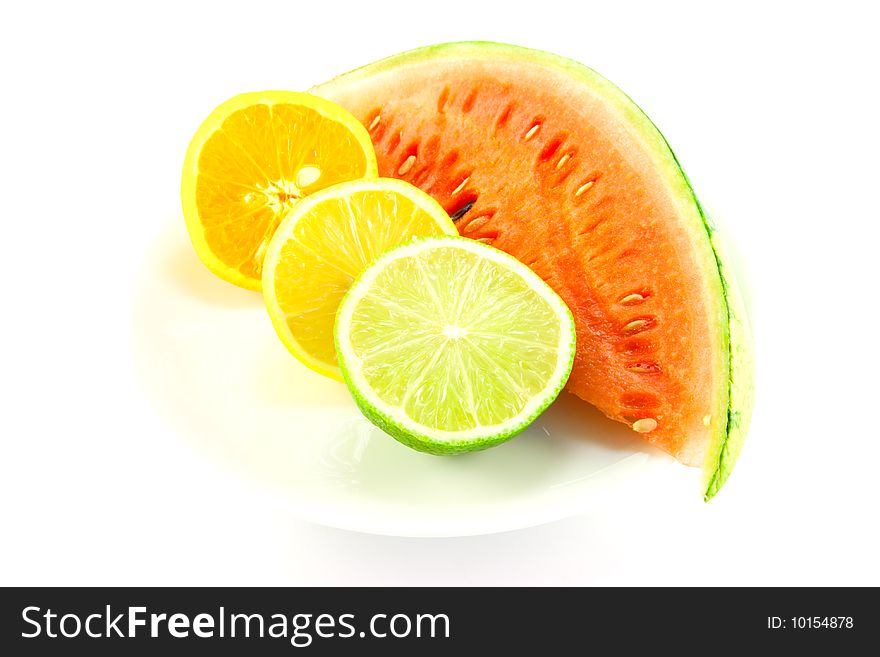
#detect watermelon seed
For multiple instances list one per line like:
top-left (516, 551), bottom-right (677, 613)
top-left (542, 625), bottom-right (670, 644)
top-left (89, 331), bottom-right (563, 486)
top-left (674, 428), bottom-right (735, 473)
top-left (368, 115), bottom-right (381, 131)
top-left (623, 317), bottom-right (656, 335)
top-left (451, 176), bottom-right (470, 196)
top-left (556, 153), bottom-right (571, 170)
top-left (703, 414), bottom-right (712, 426)
top-left (450, 200), bottom-right (475, 222)
top-left (476, 237), bottom-right (496, 245)
top-left (619, 292), bottom-right (646, 305)
top-left (575, 180), bottom-right (595, 196)
top-left (632, 418), bottom-right (658, 433)
top-left (397, 155), bottom-right (416, 175)
top-left (463, 214), bottom-right (492, 234)
top-left (524, 122), bottom-right (542, 141)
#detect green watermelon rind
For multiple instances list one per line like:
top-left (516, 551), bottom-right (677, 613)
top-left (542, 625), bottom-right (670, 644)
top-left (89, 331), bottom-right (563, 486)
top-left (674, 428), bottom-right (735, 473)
top-left (614, 93), bottom-right (755, 501)
top-left (703, 224), bottom-right (755, 500)
top-left (313, 42), bottom-right (755, 499)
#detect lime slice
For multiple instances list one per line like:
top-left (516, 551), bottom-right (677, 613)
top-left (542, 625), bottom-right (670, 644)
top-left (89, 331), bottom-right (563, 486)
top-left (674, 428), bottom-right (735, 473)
top-left (334, 236), bottom-right (576, 453)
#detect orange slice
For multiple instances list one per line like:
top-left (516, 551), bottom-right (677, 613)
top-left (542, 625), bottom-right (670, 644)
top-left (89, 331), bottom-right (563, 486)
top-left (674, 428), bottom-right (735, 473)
top-left (181, 91), bottom-right (377, 290)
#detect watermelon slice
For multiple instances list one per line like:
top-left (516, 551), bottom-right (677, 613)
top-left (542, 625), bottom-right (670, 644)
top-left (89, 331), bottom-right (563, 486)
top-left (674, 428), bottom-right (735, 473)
top-left (313, 42), bottom-right (753, 499)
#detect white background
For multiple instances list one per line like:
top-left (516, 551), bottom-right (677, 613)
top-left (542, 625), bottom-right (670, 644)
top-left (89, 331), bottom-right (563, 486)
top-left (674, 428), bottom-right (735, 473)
top-left (2, 0), bottom-right (878, 585)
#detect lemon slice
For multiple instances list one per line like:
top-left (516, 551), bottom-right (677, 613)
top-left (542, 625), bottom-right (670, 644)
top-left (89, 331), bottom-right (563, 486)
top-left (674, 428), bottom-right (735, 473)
top-left (262, 178), bottom-right (458, 379)
top-left (334, 236), bottom-right (577, 454)
top-left (181, 91), bottom-right (377, 290)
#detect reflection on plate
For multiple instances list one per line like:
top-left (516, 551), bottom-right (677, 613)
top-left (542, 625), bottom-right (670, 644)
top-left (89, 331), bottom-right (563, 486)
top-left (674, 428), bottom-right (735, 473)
top-left (131, 220), bottom-right (685, 537)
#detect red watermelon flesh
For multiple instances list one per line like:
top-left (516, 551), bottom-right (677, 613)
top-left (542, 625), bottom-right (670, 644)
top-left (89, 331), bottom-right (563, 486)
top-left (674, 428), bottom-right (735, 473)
top-left (313, 43), bottom-right (753, 498)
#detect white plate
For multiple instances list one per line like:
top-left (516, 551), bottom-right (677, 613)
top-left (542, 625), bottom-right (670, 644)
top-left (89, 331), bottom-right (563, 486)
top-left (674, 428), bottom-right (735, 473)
top-left (131, 221), bottom-right (686, 537)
